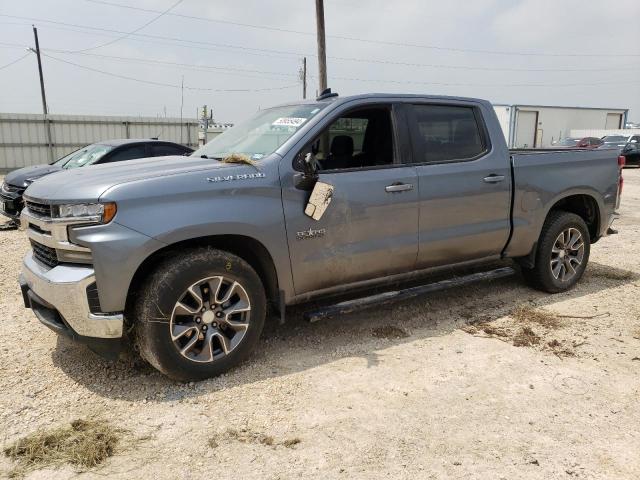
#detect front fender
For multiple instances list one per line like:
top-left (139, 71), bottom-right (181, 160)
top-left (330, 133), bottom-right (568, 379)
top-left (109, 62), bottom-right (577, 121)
top-left (95, 160), bottom-right (295, 307)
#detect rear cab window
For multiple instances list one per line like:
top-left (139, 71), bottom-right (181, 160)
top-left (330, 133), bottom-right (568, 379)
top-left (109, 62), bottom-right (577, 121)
top-left (406, 104), bottom-right (488, 164)
top-left (103, 144), bottom-right (148, 162)
top-left (150, 144), bottom-right (190, 156)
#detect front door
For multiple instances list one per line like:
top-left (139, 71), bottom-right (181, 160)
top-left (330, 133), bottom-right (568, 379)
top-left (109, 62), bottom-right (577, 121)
top-left (281, 104), bottom-right (420, 295)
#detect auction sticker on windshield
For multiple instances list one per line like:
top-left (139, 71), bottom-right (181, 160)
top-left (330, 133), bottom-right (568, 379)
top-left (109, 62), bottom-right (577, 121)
top-left (272, 117), bottom-right (307, 127)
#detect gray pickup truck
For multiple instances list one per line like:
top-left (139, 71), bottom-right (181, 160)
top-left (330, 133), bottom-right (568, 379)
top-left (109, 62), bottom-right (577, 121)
top-left (18, 92), bottom-right (623, 380)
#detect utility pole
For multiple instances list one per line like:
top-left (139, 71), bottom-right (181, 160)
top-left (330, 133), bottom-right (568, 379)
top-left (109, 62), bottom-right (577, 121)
top-left (32, 26), bottom-right (54, 163)
top-left (299, 57), bottom-right (307, 99)
top-left (314, 0), bottom-right (327, 93)
top-left (180, 75), bottom-right (184, 143)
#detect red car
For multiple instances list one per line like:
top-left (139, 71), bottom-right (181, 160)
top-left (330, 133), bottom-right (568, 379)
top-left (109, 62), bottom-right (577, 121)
top-left (553, 137), bottom-right (603, 148)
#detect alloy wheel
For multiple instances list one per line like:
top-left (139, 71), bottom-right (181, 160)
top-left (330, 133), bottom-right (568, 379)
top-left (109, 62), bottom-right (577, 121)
top-left (550, 227), bottom-right (585, 282)
top-left (169, 276), bottom-right (251, 363)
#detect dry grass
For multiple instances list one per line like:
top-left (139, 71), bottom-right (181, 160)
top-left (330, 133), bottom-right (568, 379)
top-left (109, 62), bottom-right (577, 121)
top-left (512, 327), bottom-right (541, 347)
top-left (371, 325), bottom-right (409, 339)
top-left (511, 305), bottom-right (562, 329)
top-left (221, 153), bottom-right (258, 167)
top-left (208, 428), bottom-right (301, 450)
top-left (546, 339), bottom-right (576, 358)
top-left (3, 419), bottom-right (124, 478)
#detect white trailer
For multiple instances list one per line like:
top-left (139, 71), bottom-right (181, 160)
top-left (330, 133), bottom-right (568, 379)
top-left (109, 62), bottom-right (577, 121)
top-left (492, 104), bottom-right (629, 148)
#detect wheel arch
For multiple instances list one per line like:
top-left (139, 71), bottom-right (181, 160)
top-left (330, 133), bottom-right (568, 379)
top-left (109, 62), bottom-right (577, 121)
top-left (545, 192), bottom-right (601, 242)
top-left (125, 234), bottom-right (280, 317)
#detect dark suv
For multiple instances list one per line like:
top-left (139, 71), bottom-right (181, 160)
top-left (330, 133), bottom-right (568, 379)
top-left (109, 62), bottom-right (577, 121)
top-left (1, 139), bottom-right (193, 222)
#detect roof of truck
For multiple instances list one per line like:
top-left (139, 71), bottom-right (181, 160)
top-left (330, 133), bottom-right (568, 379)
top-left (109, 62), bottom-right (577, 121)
top-left (276, 92), bottom-right (491, 108)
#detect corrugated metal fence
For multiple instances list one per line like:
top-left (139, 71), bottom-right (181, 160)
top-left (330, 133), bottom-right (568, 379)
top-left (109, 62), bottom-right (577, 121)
top-left (0, 112), bottom-right (202, 171)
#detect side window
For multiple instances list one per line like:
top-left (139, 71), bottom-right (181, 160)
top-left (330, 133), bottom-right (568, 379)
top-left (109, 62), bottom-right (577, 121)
top-left (150, 144), bottom-right (189, 156)
top-left (104, 144), bottom-right (147, 162)
top-left (309, 107), bottom-right (394, 171)
top-left (408, 104), bottom-right (487, 163)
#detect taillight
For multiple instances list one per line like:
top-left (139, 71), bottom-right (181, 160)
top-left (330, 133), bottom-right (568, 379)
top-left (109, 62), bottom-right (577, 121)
top-left (618, 155), bottom-right (625, 197)
top-left (618, 155), bottom-right (626, 168)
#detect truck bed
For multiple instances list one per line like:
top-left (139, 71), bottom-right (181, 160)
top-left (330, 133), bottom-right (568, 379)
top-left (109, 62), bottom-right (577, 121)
top-left (504, 148), bottom-right (620, 259)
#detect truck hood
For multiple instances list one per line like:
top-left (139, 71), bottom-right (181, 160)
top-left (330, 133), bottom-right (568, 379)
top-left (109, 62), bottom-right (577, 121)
top-left (23, 155), bottom-right (244, 203)
top-left (5, 164), bottom-right (62, 188)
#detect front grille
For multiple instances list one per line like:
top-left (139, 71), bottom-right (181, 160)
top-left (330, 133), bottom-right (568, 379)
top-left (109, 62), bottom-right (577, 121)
top-left (30, 239), bottom-right (59, 268)
top-left (26, 201), bottom-right (52, 218)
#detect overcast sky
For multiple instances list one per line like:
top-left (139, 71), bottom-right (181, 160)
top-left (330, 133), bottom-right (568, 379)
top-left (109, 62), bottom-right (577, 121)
top-left (1, 0), bottom-right (638, 123)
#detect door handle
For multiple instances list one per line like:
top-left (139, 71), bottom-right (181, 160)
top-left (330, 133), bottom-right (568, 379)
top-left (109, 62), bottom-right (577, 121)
top-left (385, 183), bottom-right (414, 193)
top-left (483, 174), bottom-right (505, 183)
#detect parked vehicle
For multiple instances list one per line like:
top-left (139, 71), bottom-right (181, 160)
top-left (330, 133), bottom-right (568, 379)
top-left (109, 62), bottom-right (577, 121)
top-left (18, 92), bottom-right (623, 380)
top-left (552, 137), bottom-right (603, 148)
top-left (0, 139), bottom-right (193, 222)
top-left (598, 134), bottom-right (640, 166)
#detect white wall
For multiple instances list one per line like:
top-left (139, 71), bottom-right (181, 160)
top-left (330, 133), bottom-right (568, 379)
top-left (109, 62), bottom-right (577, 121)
top-left (517, 107), bottom-right (627, 147)
top-left (492, 105), bottom-right (511, 144)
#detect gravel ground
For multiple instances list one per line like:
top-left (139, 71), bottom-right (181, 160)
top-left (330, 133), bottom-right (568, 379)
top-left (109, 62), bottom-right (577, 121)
top-left (0, 171), bottom-right (639, 479)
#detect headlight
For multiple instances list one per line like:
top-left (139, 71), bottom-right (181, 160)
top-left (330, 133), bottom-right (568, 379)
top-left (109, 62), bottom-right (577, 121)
top-left (55, 202), bottom-right (117, 224)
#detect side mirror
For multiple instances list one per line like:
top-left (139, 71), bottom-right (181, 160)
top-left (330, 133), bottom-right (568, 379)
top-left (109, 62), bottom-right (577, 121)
top-left (631, 139), bottom-right (638, 144)
top-left (293, 150), bottom-right (319, 190)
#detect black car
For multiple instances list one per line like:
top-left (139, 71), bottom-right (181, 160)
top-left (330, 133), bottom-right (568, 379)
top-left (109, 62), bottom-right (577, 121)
top-left (0, 139), bottom-right (193, 222)
top-left (621, 136), bottom-right (640, 167)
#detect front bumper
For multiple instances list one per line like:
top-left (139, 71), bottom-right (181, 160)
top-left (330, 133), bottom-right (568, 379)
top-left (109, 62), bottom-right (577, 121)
top-left (20, 251), bottom-right (124, 345)
top-left (0, 189), bottom-right (23, 220)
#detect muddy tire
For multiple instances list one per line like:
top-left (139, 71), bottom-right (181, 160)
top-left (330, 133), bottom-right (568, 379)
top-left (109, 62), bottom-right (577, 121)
top-left (521, 210), bottom-right (590, 293)
top-left (133, 248), bottom-right (266, 381)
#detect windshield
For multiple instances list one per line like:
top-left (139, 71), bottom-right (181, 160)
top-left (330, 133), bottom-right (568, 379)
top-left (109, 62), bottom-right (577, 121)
top-left (601, 135), bottom-right (628, 144)
top-left (192, 103), bottom-right (327, 160)
top-left (556, 138), bottom-right (579, 146)
top-left (55, 144), bottom-right (114, 169)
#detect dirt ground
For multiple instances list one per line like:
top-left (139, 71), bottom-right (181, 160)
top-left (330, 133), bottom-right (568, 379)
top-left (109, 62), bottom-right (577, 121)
top-left (0, 170), bottom-right (639, 479)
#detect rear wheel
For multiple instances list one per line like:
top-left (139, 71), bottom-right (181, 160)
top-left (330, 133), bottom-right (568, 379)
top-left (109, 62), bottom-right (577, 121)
top-left (521, 210), bottom-right (590, 293)
top-left (133, 248), bottom-right (266, 381)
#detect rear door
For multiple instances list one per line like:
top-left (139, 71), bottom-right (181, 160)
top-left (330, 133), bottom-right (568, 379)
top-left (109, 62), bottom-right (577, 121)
top-left (281, 104), bottom-right (420, 294)
top-left (405, 102), bottom-right (512, 268)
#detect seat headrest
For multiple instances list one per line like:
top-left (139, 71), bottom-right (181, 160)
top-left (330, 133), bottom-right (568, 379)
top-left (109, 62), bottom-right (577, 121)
top-left (330, 135), bottom-right (354, 157)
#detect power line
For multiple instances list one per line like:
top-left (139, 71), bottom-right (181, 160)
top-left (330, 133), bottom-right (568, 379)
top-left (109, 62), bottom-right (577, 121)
top-left (315, 73), bottom-right (638, 88)
top-left (82, 0), bottom-right (640, 58)
top-left (41, 52), bottom-right (299, 92)
top-left (72, 0), bottom-right (183, 53)
top-left (47, 47), bottom-right (640, 76)
top-left (0, 52), bottom-right (30, 70)
top-left (0, 14), bottom-right (305, 58)
top-left (39, 49), bottom-right (639, 88)
top-left (44, 50), bottom-right (636, 90)
top-left (45, 49), bottom-right (299, 78)
top-left (3, 15), bottom-right (638, 73)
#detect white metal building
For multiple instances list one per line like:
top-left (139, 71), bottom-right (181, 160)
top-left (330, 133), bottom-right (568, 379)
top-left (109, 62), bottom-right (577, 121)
top-left (492, 104), bottom-right (629, 148)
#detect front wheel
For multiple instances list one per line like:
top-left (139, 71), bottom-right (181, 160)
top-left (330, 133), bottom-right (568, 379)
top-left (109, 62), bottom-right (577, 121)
top-left (133, 248), bottom-right (266, 381)
top-left (521, 210), bottom-right (591, 293)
